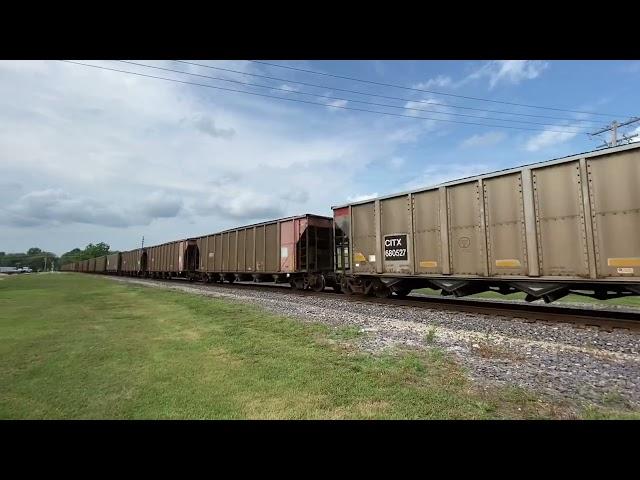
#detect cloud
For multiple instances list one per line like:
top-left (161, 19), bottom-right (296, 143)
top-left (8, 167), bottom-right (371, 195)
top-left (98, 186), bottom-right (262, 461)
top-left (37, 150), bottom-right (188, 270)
top-left (347, 193), bottom-right (378, 202)
top-left (404, 98), bottom-right (449, 117)
top-left (191, 186), bottom-right (314, 221)
top-left (280, 189), bottom-right (310, 203)
top-left (390, 157), bottom-right (405, 167)
top-left (325, 99), bottom-right (348, 110)
top-left (191, 114), bottom-right (235, 139)
top-left (279, 84), bottom-right (300, 93)
top-left (461, 131), bottom-right (506, 148)
top-left (467, 60), bottom-right (549, 89)
top-left (141, 192), bottom-right (183, 219)
top-left (407, 61), bottom-right (547, 94)
top-left (195, 189), bottom-right (285, 220)
top-left (2, 189), bottom-right (186, 228)
top-left (524, 127), bottom-right (579, 152)
top-left (402, 98), bottom-right (456, 138)
top-left (403, 97), bottom-right (456, 122)
top-left (412, 75), bottom-right (453, 90)
top-left (0, 182), bottom-right (23, 195)
top-left (4, 189), bottom-right (134, 228)
top-left (0, 60), bottom-right (482, 254)
top-left (404, 163), bottom-right (490, 190)
top-left (385, 125), bottom-right (424, 143)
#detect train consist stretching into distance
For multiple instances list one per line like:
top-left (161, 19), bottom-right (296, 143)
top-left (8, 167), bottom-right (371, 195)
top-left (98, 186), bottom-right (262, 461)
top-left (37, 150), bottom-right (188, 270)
top-left (62, 143), bottom-right (640, 304)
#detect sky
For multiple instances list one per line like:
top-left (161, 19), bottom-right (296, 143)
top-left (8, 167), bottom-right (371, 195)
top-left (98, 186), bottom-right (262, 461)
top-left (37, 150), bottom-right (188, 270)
top-left (1, 59), bottom-right (639, 255)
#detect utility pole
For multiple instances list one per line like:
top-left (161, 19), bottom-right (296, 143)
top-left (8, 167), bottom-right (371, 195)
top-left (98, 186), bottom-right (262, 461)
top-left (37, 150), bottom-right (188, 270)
top-left (590, 117), bottom-right (640, 148)
top-left (43, 255), bottom-right (47, 272)
top-left (141, 236), bottom-right (145, 249)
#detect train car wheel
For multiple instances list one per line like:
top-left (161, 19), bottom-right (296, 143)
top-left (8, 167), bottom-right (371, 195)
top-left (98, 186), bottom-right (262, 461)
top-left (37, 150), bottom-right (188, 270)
top-left (374, 285), bottom-right (392, 298)
top-left (292, 278), bottom-right (308, 290)
top-left (310, 275), bottom-right (325, 292)
top-left (393, 288), bottom-right (412, 298)
top-left (340, 279), bottom-right (355, 295)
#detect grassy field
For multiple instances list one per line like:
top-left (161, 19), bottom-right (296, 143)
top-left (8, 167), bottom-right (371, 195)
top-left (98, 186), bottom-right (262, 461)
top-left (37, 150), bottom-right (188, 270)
top-left (0, 273), bottom-right (636, 419)
top-left (414, 288), bottom-right (640, 308)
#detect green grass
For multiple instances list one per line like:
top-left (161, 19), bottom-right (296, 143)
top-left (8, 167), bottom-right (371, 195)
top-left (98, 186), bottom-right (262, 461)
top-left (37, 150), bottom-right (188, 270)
top-left (413, 288), bottom-right (640, 308)
top-left (424, 326), bottom-right (437, 345)
top-left (329, 325), bottom-right (363, 342)
top-left (0, 273), bottom-right (636, 419)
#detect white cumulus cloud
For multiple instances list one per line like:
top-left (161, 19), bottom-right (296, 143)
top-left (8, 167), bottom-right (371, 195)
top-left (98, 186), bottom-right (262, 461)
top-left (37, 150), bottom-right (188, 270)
top-left (525, 127), bottom-right (579, 152)
top-left (325, 99), bottom-right (348, 110)
top-left (412, 75), bottom-right (453, 90)
top-left (347, 193), bottom-right (378, 202)
top-left (279, 84), bottom-right (300, 93)
top-left (404, 163), bottom-right (491, 191)
top-left (467, 60), bottom-right (549, 89)
top-left (461, 131), bottom-right (506, 148)
top-left (0, 60), bottom-right (420, 253)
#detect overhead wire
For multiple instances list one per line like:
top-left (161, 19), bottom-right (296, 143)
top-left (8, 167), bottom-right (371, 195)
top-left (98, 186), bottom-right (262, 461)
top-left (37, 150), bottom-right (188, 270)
top-left (174, 60), bottom-right (604, 125)
top-left (248, 60), bottom-right (629, 118)
top-left (59, 61), bottom-right (588, 134)
top-left (115, 60), bottom-right (588, 129)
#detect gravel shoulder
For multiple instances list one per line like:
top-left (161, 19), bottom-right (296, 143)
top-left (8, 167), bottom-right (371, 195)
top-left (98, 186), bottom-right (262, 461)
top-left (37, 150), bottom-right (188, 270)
top-left (108, 276), bottom-right (640, 411)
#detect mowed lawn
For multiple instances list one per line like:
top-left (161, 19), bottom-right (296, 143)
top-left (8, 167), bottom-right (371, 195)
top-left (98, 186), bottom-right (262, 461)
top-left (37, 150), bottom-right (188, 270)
top-left (0, 274), bottom-right (635, 419)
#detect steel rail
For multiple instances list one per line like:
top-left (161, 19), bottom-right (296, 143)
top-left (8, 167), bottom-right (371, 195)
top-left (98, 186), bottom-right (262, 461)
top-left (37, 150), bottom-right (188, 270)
top-left (104, 275), bottom-right (640, 333)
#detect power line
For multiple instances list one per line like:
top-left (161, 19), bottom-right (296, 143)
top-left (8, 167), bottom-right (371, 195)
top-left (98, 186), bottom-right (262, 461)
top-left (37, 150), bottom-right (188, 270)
top-left (589, 117), bottom-right (640, 147)
top-left (248, 60), bottom-right (629, 119)
top-left (60, 61), bottom-right (587, 134)
top-left (116, 60), bottom-right (587, 130)
top-left (174, 60), bottom-right (604, 125)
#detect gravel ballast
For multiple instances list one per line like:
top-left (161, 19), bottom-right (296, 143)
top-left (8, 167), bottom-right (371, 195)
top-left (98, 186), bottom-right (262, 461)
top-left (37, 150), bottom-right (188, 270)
top-left (108, 276), bottom-right (640, 409)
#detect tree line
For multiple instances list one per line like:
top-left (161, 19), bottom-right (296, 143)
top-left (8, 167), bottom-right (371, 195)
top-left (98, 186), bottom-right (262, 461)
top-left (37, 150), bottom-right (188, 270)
top-left (0, 243), bottom-right (116, 271)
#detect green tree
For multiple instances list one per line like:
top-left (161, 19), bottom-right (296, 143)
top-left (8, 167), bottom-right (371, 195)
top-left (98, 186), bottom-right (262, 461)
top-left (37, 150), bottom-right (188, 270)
top-left (59, 243), bottom-right (113, 269)
top-left (0, 249), bottom-right (58, 271)
top-left (60, 248), bottom-right (83, 263)
top-left (83, 243), bottom-right (110, 259)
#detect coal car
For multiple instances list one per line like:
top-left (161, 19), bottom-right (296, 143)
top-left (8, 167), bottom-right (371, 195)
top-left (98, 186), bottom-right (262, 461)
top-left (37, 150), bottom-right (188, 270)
top-left (63, 144), bottom-right (640, 304)
top-left (332, 143), bottom-right (640, 302)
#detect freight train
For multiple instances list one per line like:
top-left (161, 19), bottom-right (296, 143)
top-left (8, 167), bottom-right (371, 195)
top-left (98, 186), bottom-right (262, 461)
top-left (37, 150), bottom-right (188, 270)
top-left (61, 143), bottom-right (640, 304)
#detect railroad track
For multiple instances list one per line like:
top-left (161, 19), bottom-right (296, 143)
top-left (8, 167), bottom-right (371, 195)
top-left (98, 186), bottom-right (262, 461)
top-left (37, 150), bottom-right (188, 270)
top-left (111, 275), bottom-right (640, 333)
top-left (375, 294), bottom-right (640, 333)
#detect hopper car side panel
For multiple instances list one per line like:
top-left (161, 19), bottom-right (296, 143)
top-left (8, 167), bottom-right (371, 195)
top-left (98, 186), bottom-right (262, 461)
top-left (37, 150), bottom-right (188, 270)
top-left (193, 214), bottom-right (334, 289)
top-left (121, 249), bottom-right (146, 275)
top-left (106, 253), bottom-right (121, 273)
top-left (333, 144), bottom-right (640, 301)
top-left (95, 256), bottom-right (107, 273)
top-left (145, 239), bottom-right (198, 278)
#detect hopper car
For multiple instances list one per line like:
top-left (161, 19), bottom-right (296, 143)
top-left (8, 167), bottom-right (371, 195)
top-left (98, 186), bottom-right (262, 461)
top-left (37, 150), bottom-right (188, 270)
top-left (62, 143), bottom-right (640, 304)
